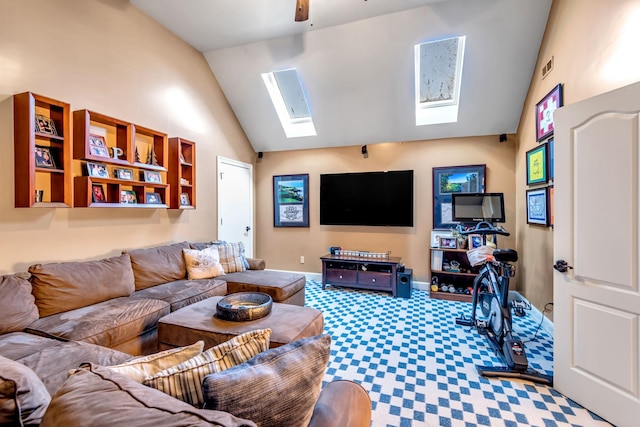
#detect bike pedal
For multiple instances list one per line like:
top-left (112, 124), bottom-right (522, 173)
top-left (514, 307), bottom-right (526, 317)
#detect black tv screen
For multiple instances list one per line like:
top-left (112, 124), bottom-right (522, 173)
top-left (320, 170), bottom-right (414, 227)
top-left (452, 192), bottom-right (505, 223)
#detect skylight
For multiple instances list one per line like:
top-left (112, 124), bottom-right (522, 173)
top-left (415, 36), bottom-right (466, 126)
top-left (262, 68), bottom-right (316, 138)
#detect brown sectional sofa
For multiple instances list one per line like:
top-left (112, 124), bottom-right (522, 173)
top-left (0, 241), bottom-right (371, 426)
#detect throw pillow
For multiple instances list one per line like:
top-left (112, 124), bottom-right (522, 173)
top-left (107, 341), bottom-right (205, 383)
top-left (0, 272), bottom-right (39, 335)
top-left (0, 355), bottom-right (51, 426)
top-left (183, 248), bottom-right (225, 280)
top-left (216, 242), bottom-right (247, 273)
top-left (143, 329), bottom-right (271, 407)
top-left (202, 334), bottom-right (331, 427)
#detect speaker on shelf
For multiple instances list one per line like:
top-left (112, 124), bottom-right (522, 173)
top-left (397, 268), bottom-right (412, 299)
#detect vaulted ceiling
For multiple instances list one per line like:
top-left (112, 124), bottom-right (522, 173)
top-left (130, 0), bottom-right (552, 152)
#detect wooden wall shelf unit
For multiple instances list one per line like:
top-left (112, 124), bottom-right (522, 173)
top-left (320, 254), bottom-right (402, 297)
top-left (168, 137), bottom-right (196, 209)
top-left (72, 110), bottom-right (169, 208)
top-left (430, 247), bottom-right (479, 302)
top-left (14, 92), bottom-right (72, 208)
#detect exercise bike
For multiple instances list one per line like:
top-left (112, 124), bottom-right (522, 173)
top-left (455, 222), bottom-right (553, 386)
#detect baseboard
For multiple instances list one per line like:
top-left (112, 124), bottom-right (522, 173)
top-left (510, 291), bottom-right (554, 338)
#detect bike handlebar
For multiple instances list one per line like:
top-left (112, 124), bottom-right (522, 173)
top-left (458, 221), bottom-right (510, 237)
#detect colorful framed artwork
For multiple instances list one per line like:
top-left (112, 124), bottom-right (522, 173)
top-left (432, 165), bottom-right (486, 229)
top-left (273, 174), bottom-right (309, 227)
top-left (536, 83), bottom-right (563, 141)
top-left (526, 143), bottom-right (548, 185)
top-left (548, 185), bottom-right (554, 227)
top-left (548, 138), bottom-right (554, 180)
top-left (526, 187), bottom-right (549, 226)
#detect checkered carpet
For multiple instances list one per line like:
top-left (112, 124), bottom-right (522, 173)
top-left (304, 280), bottom-right (612, 427)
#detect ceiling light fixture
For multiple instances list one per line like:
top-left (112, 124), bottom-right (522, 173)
top-left (295, 0), bottom-right (309, 22)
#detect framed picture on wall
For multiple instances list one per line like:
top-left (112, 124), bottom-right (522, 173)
top-left (526, 187), bottom-right (549, 226)
top-left (273, 174), bottom-right (309, 227)
top-left (535, 83), bottom-right (563, 141)
top-left (432, 164), bottom-right (486, 229)
top-left (526, 143), bottom-right (548, 185)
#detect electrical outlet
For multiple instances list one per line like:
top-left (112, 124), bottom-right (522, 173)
top-left (300, 256), bottom-right (305, 264)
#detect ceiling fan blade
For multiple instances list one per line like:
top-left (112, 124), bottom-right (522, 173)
top-left (295, 0), bottom-right (309, 22)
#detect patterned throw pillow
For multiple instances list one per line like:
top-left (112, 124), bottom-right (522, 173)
top-left (216, 242), bottom-right (247, 273)
top-left (202, 334), bottom-right (331, 427)
top-left (182, 248), bottom-right (225, 280)
top-left (143, 329), bottom-right (271, 407)
top-left (106, 341), bottom-right (204, 383)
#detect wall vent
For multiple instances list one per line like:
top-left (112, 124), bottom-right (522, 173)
top-left (542, 56), bottom-right (554, 79)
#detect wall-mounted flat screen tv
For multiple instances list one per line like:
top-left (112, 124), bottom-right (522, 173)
top-left (451, 192), bottom-right (505, 223)
top-left (320, 170), bottom-right (414, 227)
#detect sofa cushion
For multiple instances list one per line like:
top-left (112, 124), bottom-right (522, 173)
top-left (41, 364), bottom-right (256, 427)
top-left (26, 297), bottom-right (169, 349)
top-left (0, 273), bottom-right (39, 335)
top-left (144, 329), bottom-right (271, 408)
top-left (216, 242), bottom-right (247, 273)
top-left (107, 341), bottom-right (204, 383)
top-left (15, 338), bottom-right (131, 397)
top-left (0, 355), bottom-right (51, 427)
top-left (125, 242), bottom-right (190, 290)
top-left (190, 241), bottom-right (250, 270)
top-left (183, 247), bottom-right (225, 280)
top-left (203, 334), bottom-right (331, 427)
top-left (29, 254), bottom-right (135, 317)
top-left (223, 270), bottom-right (306, 302)
top-left (131, 278), bottom-right (227, 312)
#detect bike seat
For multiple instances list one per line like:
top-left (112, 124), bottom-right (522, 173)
top-left (493, 248), bottom-right (518, 263)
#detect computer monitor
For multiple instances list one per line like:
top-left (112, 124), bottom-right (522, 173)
top-left (451, 193), bottom-right (505, 223)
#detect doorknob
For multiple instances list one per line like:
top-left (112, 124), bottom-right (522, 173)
top-left (246, 226), bottom-right (251, 232)
top-left (553, 260), bottom-right (573, 273)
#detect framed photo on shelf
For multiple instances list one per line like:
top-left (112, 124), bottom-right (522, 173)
top-left (536, 83), bottom-right (563, 141)
top-left (468, 234), bottom-right (483, 249)
top-left (145, 192), bottom-right (162, 204)
top-left (92, 184), bottom-right (106, 203)
top-left (34, 146), bottom-right (56, 169)
top-left (88, 134), bottom-right (110, 158)
top-left (34, 114), bottom-right (58, 136)
top-left (432, 164), bottom-right (486, 229)
top-left (87, 162), bottom-right (109, 178)
top-left (179, 192), bottom-right (191, 206)
top-left (526, 143), bottom-right (548, 185)
top-left (115, 168), bottom-right (134, 180)
top-left (273, 174), bottom-right (309, 227)
top-left (526, 187), bottom-right (549, 226)
top-left (120, 190), bottom-right (137, 204)
top-left (143, 170), bottom-right (162, 183)
top-left (439, 237), bottom-right (458, 249)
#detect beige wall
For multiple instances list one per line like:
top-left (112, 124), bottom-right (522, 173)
top-left (516, 0), bottom-right (640, 311)
top-left (0, 0), bottom-right (254, 273)
top-left (255, 136), bottom-right (516, 283)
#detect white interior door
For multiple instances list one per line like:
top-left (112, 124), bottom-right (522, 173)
top-left (554, 81), bottom-right (640, 427)
top-left (217, 156), bottom-right (254, 257)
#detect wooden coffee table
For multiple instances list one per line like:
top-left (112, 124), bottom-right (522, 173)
top-left (157, 296), bottom-right (324, 350)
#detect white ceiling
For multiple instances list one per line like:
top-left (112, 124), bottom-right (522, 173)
top-left (130, 0), bottom-right (552, 153)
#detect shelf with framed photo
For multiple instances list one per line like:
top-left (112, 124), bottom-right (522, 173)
top-left (14, 92), bottom-right (72, 208)
top-left (167, 137), bottom-right (196, 209)
top-left (73, 110), bottom-right (131, 166)
top-left (132, 124), bottom-right (168, 172)
top-left (429, 243), bottom-right (480, 303)
top-left (74, 174), bottom-right (168, 208)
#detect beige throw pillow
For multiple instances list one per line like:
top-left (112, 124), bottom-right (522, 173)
top-left (182, 248), bottom-right (225, 280)
top-left (106, 341), bottom-right (205, 383)
top-left (143, 329), bottom-right (271, 407)
top-left (217, 242), bottom-right (247, 273)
